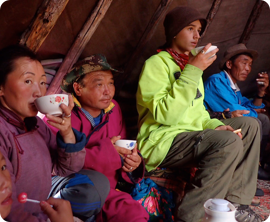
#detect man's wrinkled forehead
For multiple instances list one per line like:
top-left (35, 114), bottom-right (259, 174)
top-left (231, 54), bottom-right (253, 64)
top-left (83, 70), bottom-right (114, 82)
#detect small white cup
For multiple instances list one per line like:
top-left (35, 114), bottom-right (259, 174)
top-left (34, 94), bottom-right (69, 116)
top-left (191, 45), bottom-right (217, 56)
top-left (115, 140), bottom-right (137, 150)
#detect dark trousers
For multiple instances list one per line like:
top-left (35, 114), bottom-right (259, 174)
top-left (49, 169), bottom-right (110, 221)
top-left (160, 117), bottom-right (260, 222)
top-left (257, 113), bottom-right (270, 165)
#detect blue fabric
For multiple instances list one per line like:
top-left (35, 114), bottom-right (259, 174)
top-left (204, 71), bottom-right (264, 117)
top-left (119, 155), bottom-right (124, 167)
top-left (93, 114), bottom-right (102, 126)
top-left (131, 178), bottom-right (157, 201)
top-left (70, 201), bottom-right (100, 212)
top-left (65, 173), bottom-right (94, 188)
top-left (131, 178), bottom-right (174, 222)
top-left (81, 108), bottom-right (104, 127)
top-left (56, 128), bottom-right (86, 153)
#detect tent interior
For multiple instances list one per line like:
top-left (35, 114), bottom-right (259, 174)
top-left (0, 0), bottom-right (270, 138)
top-left (2, 1), bottom-right (270, 221)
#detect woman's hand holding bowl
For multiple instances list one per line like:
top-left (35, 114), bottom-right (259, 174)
top-left (46, 94), bottom-right (75, 144)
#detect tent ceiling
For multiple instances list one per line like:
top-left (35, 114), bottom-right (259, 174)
top-left (0, 0), bottom-right (270, 136)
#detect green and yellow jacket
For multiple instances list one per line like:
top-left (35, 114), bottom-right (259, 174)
top-left (136, 51), bottom-right (223, 172)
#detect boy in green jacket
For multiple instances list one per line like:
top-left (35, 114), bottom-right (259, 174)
top-left (136, 6), bottom-right (261, 222)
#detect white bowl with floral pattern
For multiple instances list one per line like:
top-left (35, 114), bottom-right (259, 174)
top-left (34, 94), bottom-right (68, 116)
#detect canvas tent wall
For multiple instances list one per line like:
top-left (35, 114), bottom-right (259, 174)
top-left (0, 0), bottom-right (270, 137)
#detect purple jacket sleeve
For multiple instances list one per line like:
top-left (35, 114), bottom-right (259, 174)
top-left (0, 136), bottom-right (47, 222)
top-left (37, 118), bottom-right (86, 177)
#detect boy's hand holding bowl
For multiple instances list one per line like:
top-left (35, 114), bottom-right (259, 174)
top-left (191, 45), bottom-right (218, 57)
top-left (189, 43), bottom-right (219, 71)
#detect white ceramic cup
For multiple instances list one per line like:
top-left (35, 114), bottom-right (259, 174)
top-left (115, 139), bottom-right (137, 150)
top-left (209, 199), bottom-right (230, 212)
top-left (34, 94), bottom-right (69, 116)
top-left (191, 45), bottom-right (217, 56)
top-left (202, 199), bottom-right (237, 222)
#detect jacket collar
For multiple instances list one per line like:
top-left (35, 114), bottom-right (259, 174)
top-left (222, 70), bottom-right (240, 92)
top-left (0, 103), bottom-right (26, 130)
top-left (0, 103), bottom-right (37, 131)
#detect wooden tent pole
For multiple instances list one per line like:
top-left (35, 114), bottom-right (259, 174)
top-left (200, 0), bottom-right (222, 39)
top-left (20, 0), bottom-right (69, 52)
top-left (239, 0), bottom-right (264, 44)
top-left (116, 0), bottom-right (173, 94)
top-left (46, 0), bottom-right (113, 95)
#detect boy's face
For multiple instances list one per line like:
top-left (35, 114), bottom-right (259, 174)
top-left (0, 153), bottom-right (12, 219)
top-left (172, 20), bottom-right (202, 55)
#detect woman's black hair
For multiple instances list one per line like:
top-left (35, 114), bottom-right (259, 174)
top-left (0, 44), bottom-right (39, 86)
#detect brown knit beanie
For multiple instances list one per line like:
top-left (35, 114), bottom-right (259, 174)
top-left (164, 6), bottom-right (207, 46)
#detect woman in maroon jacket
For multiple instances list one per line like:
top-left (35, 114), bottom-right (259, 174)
top-left (0, 45), bottom-right (110, 222)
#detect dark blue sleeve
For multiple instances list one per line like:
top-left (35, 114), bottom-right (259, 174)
top-left (120, 155), bottom-right (124, 166)
top-left (56, 128), bottom-right (86, 153)
top-left (240, 95), bottom-right (265, 110)
top-left (126, 153), bottom-right (144, 184)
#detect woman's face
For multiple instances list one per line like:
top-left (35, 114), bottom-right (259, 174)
top-left (0, 152), bottom-right (12, 219)
top-left (0, 57), bottom-right (46, 120)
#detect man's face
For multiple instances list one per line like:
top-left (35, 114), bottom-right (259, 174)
top-left (74, 70), bottom-right (115, 117)
top-left (227, 54), bottom-right (253, 83)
